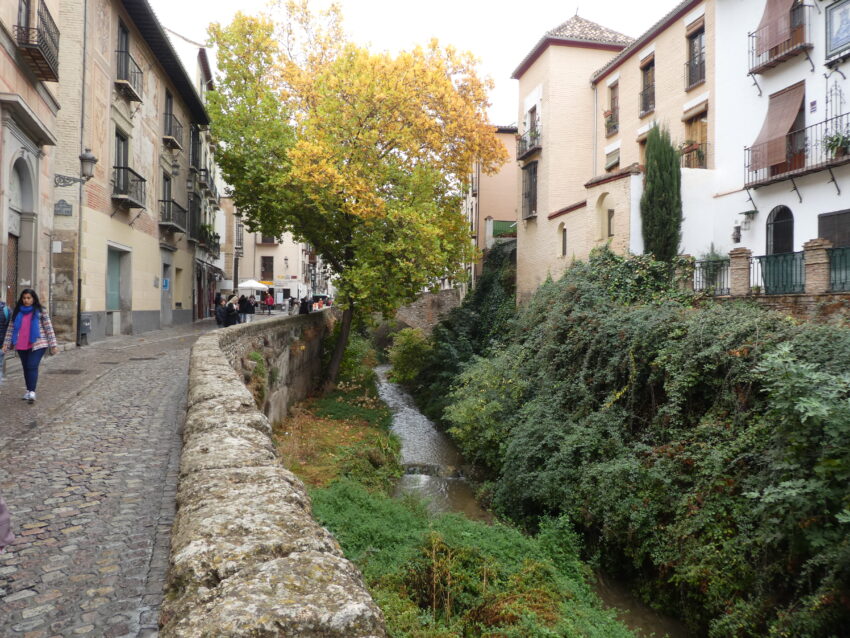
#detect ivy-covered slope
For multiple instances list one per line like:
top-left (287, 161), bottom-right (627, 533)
top-left (434, 248), bottom-right (849, 637)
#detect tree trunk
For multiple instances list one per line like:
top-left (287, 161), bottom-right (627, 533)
top-left (324, 303), bottom-right (354, 391)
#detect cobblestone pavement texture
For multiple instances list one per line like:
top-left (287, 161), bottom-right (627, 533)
top-left (0, 315), bottom-right (278, 637)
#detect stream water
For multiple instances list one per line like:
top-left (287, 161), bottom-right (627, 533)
top-left (375, 365), bottom-right (690, 638)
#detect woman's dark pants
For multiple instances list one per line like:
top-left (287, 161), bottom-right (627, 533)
top-left (17, 348), bottom-right (46, 392)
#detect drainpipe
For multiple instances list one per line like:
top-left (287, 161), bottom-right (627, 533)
top-left (75, 0), bottom-right (89, 346)
top-left (592, 82), bottom-right (598, 177)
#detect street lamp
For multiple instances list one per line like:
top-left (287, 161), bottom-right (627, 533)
top-left (55, 148), bottom-right (98, 187)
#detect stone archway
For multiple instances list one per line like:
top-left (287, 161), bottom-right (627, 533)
top-left (595, 192), bottom-right (612, 241)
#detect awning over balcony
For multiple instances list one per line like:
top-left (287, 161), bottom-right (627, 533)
top-left (756, 0), bottom-right (797, 55)
top-left (750, 83), bottom-right (804, 171)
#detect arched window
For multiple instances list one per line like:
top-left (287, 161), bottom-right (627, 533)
top-left (766, 205), bottom-right (794, 254)
top-left (558, 222), bottom-right (567, 256)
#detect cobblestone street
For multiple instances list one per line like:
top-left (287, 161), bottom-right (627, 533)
top-left (0, 318), bottom-right (246, 637)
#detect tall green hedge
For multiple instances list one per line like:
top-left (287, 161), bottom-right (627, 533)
top-left (441, 247), bottom-right (850, 637)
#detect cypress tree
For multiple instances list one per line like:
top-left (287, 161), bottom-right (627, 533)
top-left (640, 125), bottom-right (682, 262)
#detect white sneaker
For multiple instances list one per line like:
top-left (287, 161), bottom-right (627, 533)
top-left (27, 391), bottom-right (35, 404)
top-left (22, 391), bottom-right (30, 400)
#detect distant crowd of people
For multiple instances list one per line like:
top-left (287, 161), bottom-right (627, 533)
top-left (213, 291), bottom-right (331, 328)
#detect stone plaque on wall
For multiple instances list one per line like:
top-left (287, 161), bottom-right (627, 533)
top-left (54, 200), bottom-right (72, 216)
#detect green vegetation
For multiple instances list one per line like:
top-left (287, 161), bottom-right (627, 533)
top-left (421, 247), bottom-right (850, 637)
top-left (388, 241), bottom-right (517, 422)
top-left (641, 126), bottom-right (682, 262)
top-left (312, 481), bottom-right (634, 638)
top-left (277, 319), bottom-right (635, 636)
top-left (247, 350), bottom-right (268, 405)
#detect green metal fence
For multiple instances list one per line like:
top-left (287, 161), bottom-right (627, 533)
top-left (829, 246), bottom-right (850, 292)
top-left (753, 251), bottom-right (805, 294)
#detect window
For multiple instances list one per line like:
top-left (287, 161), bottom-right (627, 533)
top-left (607, 209), bottom-right (615, 237)
top-left (561, 226), bottom-right (568, 256)
top-left (819, 210), bottom-right (850, 248)
top-left (522, 161), bottom-right (538, 219)
top-left (766, 205), bottom-right (794, 254)
top-left (748, 82), bottom-right (805, 180)
top-left (605, 149), bottom-right (620, 171)
top-left (682, 112), bottom-right (709, 168)
top-left (115, 129), bottom-right (128, 168)
top-left (162, 172), bottom-right (171, 201)
top-left (261, 256), bottom-right (274, 281)
top-left (686, 23), bottom-right (706, 89)
top-left (606, 83), bottom-right (619, 136)
top-left (17, 0), bottom-right (30, 29)
top-left (640, 58), bottom-right (655, 116)
top-left (260, 235), bottom-right (277, 244)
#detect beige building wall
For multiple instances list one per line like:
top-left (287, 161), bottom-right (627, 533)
top-left (593, 1), bottom-right (714, 173)
top-left (476, 128), bottom-right (518, 252)
top-left (0, 0), bottom-right (60, 312)
top-left (515, 44), bottom-right (620, 301)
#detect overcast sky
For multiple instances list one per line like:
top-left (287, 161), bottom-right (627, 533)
top-left (147, 0), bottom-right (677, 124)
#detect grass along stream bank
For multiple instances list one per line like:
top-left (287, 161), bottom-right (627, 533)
top-left (274, 332), bottom-right (636, 637)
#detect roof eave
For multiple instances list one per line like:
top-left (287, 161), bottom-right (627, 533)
top-left (512, 36), bottom-right (627, 80)
top-left (120, 0), bottom-right (210, 125)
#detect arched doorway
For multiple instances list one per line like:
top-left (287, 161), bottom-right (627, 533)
top-left (766, 205), bottom-right (794, 254)
top-left (6, 159), bottom-right (35, 307)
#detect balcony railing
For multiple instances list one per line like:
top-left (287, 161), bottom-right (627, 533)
top-left (748, 3), bottom-right (812, 75)
top-left (516, 128), bottom-right (542, 160)
top-left (163, 113), bottom-right (183, 150)
top-left (197, 168), bottom-right (210, 187)
top-left (158, 199), bottom-right (187, 233)
top-left (112, 166), bottom-right (146, 209)
top-left (605, 105), bottom-right (619, 137)
top-left (14, 0), bottom-right (59, 82)
top-left (752, 251), bottom-right (805, 295)
top-left (639, 85), bottom-right (655, 117)
top-left (694, 258), bottom-right (730, 295)
top-left (745, 113), bottom-right (850, 187)
top-left (684, 56), bottom-right (705, 90)
top-left (829, 247), bottom-right (850, 292)
top-left (681, 142), bottom-right (709, 169)
top-left (115, 50), bottom-right (143, 102)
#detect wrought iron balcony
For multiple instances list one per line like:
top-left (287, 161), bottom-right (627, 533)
top-left (516, 128), bottom-right (542, 161)
top-left (112, 166), bottom-right (146, 209)
top-left (14, 0), bottom-right (59, 82)
top-left (158, 199), bottom-right (187, 233)
top-left (684, 56), bottom-right (705, 90)
top-left (681, 142), bottom-right (709, 169)
top-left (163, 113), bottom-right (183, 150)
top-left (605, 105), bottom-right (619, 137)
top-left (751, 251), bottom-right (805, 295)
top-left (115, 49), bottom-right (143, 102)
top-left (693, 258), bottom-right (730, 295)
top-left (745, 113), bottom-right (850, 188)
top-left (639, 85), bottom-right (655, 117)
top-left (748, 3), bottom-right (812, 75)
top-left (197, 168), bottom-right (210, 187)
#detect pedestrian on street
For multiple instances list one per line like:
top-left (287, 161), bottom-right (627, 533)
top-left (1, 288), bottom-right (59, 404)
top-left (247, 295), bottom-right (257, 323)
top-left (224, 296), bottom-right (240, 327)
top-left (215, 297), bottom-right (227, 327)
top-left (238, 295), bottom-right (248, 324)
top-left (265, 292), bottom-right (275, 315)
top-left (0, 299), bottom-right (10, 382)
top-left (299, 297), bottom-right (310, 315)
top-left (0, 493), bottom-right (13, 553)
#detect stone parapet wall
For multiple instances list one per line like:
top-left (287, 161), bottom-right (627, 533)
top-left (160, 312), bottom-right (386, 637)
top-left (395, 289), bottom-right (461, 334)
top-left (716, 292), bottom-right (850, 322)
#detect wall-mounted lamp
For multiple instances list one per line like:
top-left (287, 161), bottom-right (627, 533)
top-left (732, 225), bottom-right (742, 244)
top-left (55, 148), bottom-right (98, 187)
top-left (171, 158), bottom-right (180, 177)
top-left (284, 257), bottom-right (289, 269)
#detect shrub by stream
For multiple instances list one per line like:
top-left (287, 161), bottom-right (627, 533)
top-left (394, 247), bottom-right (850, 637)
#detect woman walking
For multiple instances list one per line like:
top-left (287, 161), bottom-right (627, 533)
top-left (224, 295), bottom-right (240, 327)
top-left (1, 288), bottom-right (59, 404)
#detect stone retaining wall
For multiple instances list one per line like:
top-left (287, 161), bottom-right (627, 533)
top-left (395, 289), bottom-right (461, 334)
top-left (160, 312), bottom-right (387, 637)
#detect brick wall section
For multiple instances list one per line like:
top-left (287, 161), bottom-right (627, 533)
top-left (395, 289), bottom-right (461, 334)
top-left (161, 310), bottom-right (387, 637)
top-left (803, 238), bottom-right (832, 295)
top-left (729, 247), bottom-right (752, 296)
top-left (716, 292), bottom-right (850, 322)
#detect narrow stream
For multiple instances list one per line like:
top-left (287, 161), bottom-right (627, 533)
top-left (375, 365), bottom-right (690, 638)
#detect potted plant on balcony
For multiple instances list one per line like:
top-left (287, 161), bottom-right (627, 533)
top-left (824, 130), bottom-right (850, 158)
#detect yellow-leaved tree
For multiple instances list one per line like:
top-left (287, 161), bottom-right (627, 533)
top-left (208, 1), bottom-right (506, 385)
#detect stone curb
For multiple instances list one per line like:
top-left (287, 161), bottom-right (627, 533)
top-left (160, 312), bottom-right (387, 637)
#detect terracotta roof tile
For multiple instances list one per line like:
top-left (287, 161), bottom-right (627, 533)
top-left (546, 15), bottom-right (634, 47)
